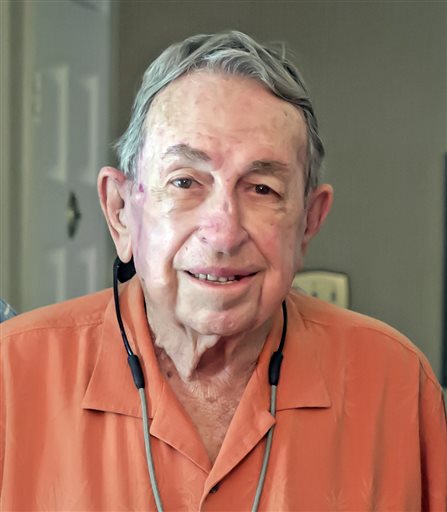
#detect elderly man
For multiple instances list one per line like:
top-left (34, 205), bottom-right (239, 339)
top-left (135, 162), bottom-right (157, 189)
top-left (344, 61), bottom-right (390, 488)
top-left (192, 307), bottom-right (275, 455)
top-left (1, 31), bottom-right (446, 511)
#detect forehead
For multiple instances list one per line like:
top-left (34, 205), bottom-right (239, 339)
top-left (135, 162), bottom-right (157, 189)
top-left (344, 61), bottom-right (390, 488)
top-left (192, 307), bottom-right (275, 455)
top-left (144, 71), bottom-right (307, 161)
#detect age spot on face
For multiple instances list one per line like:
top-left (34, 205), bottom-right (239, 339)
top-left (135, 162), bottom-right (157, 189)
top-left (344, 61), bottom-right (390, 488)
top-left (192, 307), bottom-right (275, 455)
top-left (131, 181), bottom-right (147, 206)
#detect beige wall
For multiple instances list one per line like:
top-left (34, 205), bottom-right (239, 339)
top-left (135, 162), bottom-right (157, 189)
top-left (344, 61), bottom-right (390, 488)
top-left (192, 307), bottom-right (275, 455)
top-left (116, 0), bottom-right (446, 378)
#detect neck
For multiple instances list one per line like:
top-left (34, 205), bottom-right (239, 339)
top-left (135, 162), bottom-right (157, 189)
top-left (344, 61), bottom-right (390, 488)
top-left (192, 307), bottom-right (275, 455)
top-left (146, 309), bottom-right (272, 384)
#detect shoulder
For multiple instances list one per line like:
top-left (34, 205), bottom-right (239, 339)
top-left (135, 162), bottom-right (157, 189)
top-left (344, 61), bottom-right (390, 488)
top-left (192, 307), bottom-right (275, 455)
top-left (0, 289), bottom-right (114, 405)
top-left (287, 290), bottom-right (442, 392)
top-left (1, 288), bottom-right (112, 341)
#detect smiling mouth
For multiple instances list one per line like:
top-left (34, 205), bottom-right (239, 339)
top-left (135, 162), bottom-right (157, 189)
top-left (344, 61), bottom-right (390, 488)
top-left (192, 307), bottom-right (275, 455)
top-left (185, 271), bottom-right (257, 284)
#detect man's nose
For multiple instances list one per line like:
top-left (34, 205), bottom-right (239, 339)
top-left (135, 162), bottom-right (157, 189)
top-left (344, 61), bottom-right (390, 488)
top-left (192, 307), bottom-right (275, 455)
top-left (197, 194), bottom-right (248, 255)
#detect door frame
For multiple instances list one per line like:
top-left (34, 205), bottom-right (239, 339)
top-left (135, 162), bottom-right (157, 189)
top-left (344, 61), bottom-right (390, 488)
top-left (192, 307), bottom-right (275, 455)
top-left (4, 0), bottom-right (115, 312)
top-left (0, 0), bottom-right (12, 304)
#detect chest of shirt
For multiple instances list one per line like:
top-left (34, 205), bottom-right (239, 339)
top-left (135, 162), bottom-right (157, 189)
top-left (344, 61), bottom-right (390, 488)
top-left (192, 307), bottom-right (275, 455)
top-left (1, 393), bottom-right (422, 511)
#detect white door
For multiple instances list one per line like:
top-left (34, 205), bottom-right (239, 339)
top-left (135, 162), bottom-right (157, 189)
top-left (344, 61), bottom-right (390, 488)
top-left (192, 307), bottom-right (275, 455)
top-left (20, 0), bottom-right (111, 312)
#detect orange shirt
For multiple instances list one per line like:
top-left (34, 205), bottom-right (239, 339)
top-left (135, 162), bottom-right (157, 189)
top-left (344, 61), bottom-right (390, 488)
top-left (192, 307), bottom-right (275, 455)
top-left (1, 277), bottom-right (446, 511)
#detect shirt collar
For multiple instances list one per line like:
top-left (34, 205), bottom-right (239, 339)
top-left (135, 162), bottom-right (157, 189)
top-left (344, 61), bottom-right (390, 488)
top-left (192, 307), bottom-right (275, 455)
top-left (203, 297), bottom-right (332, 488)
top-left (274, 296), bottom-right (332, 410)
top-left (82, 279), bottom-right (331, 417)
top-left (82, 276), bottom-right (161, 418)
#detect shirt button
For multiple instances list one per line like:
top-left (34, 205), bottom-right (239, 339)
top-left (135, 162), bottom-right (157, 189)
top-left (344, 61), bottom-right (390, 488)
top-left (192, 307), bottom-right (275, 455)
top-left (209, 484), bottom-right (220, 494)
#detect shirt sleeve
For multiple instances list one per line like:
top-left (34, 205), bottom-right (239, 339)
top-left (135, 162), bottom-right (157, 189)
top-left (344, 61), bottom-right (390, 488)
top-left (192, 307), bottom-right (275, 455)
top-left (419, 365), bottom-right (447, 511)
top-left (0, 335), bottom-right (5, 502)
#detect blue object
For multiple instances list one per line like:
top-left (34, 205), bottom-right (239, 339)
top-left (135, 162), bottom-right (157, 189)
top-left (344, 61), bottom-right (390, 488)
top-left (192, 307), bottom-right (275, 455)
top-left (0, 298), bottom-right (16, 323)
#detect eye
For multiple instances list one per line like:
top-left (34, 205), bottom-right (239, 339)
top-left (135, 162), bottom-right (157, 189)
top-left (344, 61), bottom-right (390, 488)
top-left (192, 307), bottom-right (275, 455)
top-left (171, 177), bottom-right (193, 189)
top-left (254, 184), bottom-right (272, 195)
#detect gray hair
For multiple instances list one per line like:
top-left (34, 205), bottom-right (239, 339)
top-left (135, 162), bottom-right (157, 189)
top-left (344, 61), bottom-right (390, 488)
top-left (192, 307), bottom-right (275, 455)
top-left (115, 30), bottom-right (324, 195)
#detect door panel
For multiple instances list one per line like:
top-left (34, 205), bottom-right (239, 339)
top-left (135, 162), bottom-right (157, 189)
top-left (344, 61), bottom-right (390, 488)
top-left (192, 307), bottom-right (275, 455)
top-left (21, 0), bottom-right (111, 311)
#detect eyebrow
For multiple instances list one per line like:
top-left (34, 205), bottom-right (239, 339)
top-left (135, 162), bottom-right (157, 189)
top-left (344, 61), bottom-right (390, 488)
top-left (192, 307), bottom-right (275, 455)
top-left (247, 159), bottom-right (291, 176)
top-left (162, 144), bottom-right (211, 162)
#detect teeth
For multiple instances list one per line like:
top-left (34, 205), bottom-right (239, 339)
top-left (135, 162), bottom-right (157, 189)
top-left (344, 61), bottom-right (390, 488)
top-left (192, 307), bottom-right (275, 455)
top-left (192, 273), bottom-right (237, 283)
top-left (218, 276), bottom-right (236, 282)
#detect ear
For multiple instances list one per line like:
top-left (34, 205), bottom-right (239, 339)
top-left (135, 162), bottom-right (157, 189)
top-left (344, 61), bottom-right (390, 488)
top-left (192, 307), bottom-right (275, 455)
top-left (301, 184), bottom-right (333, 254)
top-left (97, 166), bottom-right (133, 263)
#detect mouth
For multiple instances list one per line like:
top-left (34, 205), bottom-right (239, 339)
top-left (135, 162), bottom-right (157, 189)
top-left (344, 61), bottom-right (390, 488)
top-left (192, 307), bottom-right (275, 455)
top-left (185, 270), bottom-right (257, 284)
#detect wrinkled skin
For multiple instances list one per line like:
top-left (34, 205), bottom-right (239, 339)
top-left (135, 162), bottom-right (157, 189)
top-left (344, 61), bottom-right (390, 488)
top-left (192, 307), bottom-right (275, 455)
top-left (99, 71), bottom-right (332, 382)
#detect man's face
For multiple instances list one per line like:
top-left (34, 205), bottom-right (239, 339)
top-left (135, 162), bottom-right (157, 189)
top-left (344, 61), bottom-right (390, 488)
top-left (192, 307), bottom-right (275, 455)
top-left (126, 72), bottom-right (313, 336)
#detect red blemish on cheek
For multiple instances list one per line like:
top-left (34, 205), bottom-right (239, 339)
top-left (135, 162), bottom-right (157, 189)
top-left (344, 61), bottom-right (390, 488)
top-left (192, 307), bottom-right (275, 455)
top-left (138, 182), bottom-right (145, 193)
